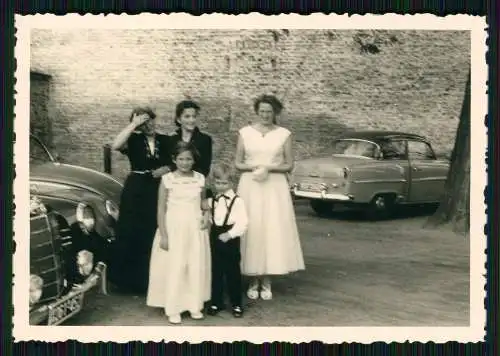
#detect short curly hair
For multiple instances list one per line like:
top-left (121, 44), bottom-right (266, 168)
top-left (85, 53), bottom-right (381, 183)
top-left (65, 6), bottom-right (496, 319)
top-left (128, 106), bottom-right (156, 122)
top-left (253, 94), bottom-right (284, 115)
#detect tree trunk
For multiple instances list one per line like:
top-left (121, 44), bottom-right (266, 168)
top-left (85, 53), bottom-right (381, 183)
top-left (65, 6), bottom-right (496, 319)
top-left (425, 71), bottom-right (470, 234)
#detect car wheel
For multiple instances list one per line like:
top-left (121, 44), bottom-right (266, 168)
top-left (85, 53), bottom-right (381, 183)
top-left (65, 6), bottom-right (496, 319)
top-left (366, 194), bottom-right (395, 220)
top-left (310, 200), bottom-right (334, 216)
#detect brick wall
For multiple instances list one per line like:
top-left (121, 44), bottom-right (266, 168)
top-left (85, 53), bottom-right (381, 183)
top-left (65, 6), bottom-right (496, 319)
top-left (30, 29), bottom-right (470, 181)
top-left (30, 71), bottom-right (53, 148)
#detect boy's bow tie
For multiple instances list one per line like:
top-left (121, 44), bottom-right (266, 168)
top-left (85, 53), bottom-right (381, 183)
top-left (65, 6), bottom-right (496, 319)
top-left (215, 194), bottom-right (230, 201)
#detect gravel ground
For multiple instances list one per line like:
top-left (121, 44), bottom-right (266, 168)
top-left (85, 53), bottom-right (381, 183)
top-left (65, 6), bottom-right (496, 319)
top-left (64, 202), bottom-right (469, 327)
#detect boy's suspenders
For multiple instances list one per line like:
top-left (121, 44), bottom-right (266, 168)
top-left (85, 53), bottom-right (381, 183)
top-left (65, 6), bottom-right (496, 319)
top-left (222, 195), bottom-right (238, 227)
top-left (211, 195), bottom-right (239, 227)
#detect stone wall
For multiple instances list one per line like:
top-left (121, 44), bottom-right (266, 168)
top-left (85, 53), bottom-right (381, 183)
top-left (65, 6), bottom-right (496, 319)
top-left (30, 71), bottom-right (53, 148)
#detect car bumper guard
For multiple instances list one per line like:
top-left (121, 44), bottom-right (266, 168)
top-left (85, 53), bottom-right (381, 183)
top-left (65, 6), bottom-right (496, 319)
top-left (29, 261), bottom-right (107, 326)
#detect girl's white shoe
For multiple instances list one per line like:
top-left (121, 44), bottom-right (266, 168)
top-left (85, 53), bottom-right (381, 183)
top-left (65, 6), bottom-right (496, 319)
top-left (247, 280), bottom-right (259, 300)
top-left (190, 311), bottom-right (204, 320)
top-left (168, 314), bottom-right (182, 324)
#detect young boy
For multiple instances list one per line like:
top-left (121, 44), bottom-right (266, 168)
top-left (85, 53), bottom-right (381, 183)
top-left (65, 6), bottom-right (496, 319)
top-left (206, 163), bottom-right (249, 318)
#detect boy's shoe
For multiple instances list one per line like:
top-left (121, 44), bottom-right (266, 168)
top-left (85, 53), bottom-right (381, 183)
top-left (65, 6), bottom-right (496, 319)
top-left (190, 311), bottom-right (204, 320)
top-left (168, 314), bottom-right (182, 324)
top-left (232, 306), bottom-right (244, 318)
top-left (207, 305), bottom-right (223, 316)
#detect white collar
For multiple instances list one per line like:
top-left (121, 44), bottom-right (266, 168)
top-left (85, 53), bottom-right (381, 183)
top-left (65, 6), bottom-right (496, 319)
top-left (214, 189), bottom-right (235, 200)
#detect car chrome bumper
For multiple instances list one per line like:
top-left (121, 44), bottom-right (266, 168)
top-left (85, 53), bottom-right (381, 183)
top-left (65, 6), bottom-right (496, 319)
top-left (29, 261), bottom-right (107, 326)
top-left (293, 188), bottom-right (352, 201)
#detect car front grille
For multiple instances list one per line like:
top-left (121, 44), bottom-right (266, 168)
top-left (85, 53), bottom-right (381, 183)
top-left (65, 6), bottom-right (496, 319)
top-left (30, 213), bottom-right (68, 303)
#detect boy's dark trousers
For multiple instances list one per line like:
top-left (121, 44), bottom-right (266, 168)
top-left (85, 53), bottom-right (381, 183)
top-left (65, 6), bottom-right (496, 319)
top-left (209, 224), bottom-right (242, 308)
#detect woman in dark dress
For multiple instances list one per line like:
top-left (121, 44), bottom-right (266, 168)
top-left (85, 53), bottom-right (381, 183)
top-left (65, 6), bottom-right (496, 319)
top-left (109, 107), bottom-right (171, 294)
top-left (167, 100), bottom-right (213, 180)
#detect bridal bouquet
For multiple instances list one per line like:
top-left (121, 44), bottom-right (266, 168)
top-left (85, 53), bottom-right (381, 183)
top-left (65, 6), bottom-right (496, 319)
top-left (252, 165), bottom-right (269, 182)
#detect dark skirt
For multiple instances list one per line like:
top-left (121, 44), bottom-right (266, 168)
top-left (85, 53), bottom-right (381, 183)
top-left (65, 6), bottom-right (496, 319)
top-left (109, 173), bottom-right (161, 294)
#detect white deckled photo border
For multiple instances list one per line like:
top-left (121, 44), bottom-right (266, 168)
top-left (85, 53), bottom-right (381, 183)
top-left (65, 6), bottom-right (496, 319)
top-left (13, 13), bottom-right (488, 343)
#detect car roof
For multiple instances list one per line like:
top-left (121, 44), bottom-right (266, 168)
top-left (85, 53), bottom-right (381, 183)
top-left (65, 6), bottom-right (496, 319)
top-left (336, 130), bottom-right (429, 142)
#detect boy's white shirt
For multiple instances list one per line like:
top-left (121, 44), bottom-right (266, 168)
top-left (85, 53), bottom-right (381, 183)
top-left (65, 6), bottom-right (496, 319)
top-left (207, 189), bottom-right (248, 238)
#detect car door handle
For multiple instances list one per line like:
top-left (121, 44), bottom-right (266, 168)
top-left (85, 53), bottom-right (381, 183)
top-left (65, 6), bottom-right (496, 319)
top-left (412, 167), bottom-right (421, 172)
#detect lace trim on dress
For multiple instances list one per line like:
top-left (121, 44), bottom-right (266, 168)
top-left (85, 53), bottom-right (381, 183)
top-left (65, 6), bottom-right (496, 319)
top-left (143, 134), bottom-right (160, 160)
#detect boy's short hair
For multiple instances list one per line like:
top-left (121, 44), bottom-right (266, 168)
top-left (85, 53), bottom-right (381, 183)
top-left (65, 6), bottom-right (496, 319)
top-left (210, 162), bottom-right (235, 181)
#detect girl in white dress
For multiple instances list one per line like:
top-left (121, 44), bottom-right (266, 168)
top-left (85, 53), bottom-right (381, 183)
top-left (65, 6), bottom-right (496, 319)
top-left (146, 141), bottom-right (211, 324)
top-left (235, 94), bottom-right (305, 301)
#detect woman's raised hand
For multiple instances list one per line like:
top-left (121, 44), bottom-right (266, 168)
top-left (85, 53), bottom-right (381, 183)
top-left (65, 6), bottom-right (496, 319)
top-left (131, 113), bottom-right (150, 128)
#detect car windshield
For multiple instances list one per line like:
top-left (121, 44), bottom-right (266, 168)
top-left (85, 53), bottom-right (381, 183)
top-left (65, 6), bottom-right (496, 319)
top-left (30, 136), bottom-right (53, 166)
top-left (330, 139), bottom-right (378, 159)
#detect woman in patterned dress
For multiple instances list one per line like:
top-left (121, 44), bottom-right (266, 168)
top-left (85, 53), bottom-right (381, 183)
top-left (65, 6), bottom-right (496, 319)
top-left (109, 107), bottom-right (171, 294)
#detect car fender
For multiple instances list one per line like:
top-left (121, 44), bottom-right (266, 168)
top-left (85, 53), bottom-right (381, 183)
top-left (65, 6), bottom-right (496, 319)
top-left (36, 194), bottom-right (115, 240)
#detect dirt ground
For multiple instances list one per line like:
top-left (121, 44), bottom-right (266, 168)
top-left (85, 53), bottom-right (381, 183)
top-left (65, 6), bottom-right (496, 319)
top-left (65, 201), bottom-right (469, 327)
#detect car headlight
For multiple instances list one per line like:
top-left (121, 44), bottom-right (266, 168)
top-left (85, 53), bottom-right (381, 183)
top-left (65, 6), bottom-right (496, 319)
top-left (105, 200), bottom-right (119, 221)
top-left (77, 250), bottom-right (94, 276)
top-left (29, 274), bottom-right (44, 306)
top-left (76, 203), bottom-right (96, 234)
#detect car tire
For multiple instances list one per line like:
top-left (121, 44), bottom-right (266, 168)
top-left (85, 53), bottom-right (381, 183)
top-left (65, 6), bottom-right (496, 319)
top-left (310, 200), bottom-right (334, 217)
top-left (365, 194), bottom-right (395, 220)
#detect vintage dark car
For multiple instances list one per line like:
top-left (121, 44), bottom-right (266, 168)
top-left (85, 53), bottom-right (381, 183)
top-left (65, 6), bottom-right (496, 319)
top-left (30, 195), bottom-right (108, 325)
top-left (290, 130), bottom-right (450, 219)
top-left (30, 134), bottom-right (123, 262)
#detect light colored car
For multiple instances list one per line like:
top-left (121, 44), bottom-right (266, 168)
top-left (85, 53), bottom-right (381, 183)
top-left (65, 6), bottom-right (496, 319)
top-left (290, 130), bottom-right (450, 219)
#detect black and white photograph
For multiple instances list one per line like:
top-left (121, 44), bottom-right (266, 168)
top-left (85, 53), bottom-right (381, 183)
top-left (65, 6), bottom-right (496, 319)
top-left (14, 13), bottom-right (486, 343)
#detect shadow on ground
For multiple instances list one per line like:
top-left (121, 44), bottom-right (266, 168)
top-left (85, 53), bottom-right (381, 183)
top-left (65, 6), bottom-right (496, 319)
top-left (295, 198), bottom-right (439, 222)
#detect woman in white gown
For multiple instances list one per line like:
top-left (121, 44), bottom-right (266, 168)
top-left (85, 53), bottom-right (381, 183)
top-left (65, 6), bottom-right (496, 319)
top-left (235, 94), bottom-right (305, 301)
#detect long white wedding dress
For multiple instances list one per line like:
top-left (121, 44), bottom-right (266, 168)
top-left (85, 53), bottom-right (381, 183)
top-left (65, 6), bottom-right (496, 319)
top-left (237, 125), bottom-right (305, 276)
